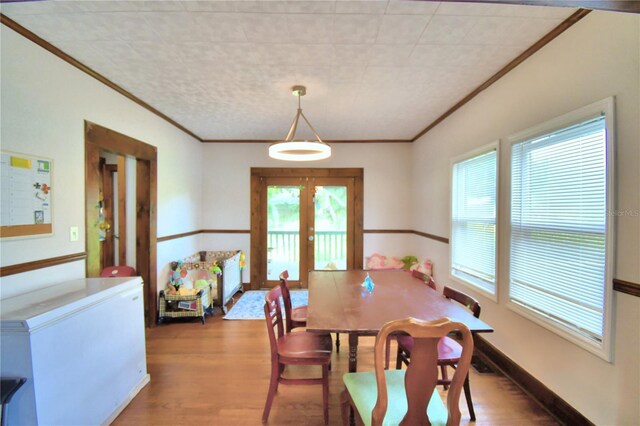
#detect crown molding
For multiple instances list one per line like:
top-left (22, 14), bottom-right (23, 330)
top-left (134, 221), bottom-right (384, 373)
top-left (412, 9), bottom-right (591, 141)
top-left (432, 0), bottom-right (639, 13)
top-left (0, 13), bottom-right (204, 142)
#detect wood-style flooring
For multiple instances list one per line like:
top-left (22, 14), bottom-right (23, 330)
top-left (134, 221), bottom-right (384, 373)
top-left (112, 301), bottom-right (558, 426)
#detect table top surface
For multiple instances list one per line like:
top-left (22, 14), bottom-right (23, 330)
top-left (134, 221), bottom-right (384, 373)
top-left (306, 270), bottom-right (493, 334)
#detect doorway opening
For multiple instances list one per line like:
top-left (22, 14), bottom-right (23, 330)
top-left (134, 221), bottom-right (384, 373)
top-left (85, 121), bottom-right (157, 326)
top-left (250, 168), bottom-right (363, 289)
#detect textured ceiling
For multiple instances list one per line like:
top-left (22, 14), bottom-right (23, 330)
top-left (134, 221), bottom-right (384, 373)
top-left (0, 1), bottom-right (578, 141)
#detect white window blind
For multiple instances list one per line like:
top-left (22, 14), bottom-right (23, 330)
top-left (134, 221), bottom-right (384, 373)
top-left (510, 115), bottom-right (608, 343)
top-left (451, 149), bottom-right (497, 294)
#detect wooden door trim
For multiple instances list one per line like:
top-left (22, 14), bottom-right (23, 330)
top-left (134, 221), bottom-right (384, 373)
top-left (250, 168), bottom-right (364, 290)
top-left (85, 121), bottom-right (158, 327)
top-left (101, 162), bottom-right (116, 269)
top-left (251, 168), bottom-right (364, 178)
top-left (116, 155), bottom-right (127, 265)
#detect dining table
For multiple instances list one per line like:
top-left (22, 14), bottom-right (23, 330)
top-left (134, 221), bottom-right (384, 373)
top-left (306, 270), bottom-right (494, 373)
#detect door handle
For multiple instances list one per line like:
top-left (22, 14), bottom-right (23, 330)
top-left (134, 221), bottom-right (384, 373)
top-left (308, 236), bottom-right (314, 241)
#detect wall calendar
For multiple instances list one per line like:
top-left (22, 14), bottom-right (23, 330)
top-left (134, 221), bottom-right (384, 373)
top-left (1, 151), bottom-right (53, 238)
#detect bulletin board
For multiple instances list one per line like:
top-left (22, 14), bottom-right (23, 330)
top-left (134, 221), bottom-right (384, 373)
top-left (0, 151), bottom-right (53, 238)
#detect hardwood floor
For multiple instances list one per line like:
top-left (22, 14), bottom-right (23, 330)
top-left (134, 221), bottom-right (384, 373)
top-left (113, 305), bottom-right (558, 426)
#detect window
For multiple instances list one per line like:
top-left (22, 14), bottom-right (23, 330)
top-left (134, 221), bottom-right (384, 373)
top-left (451, 145), bottom-right (497, 296)
top-left (508, 98), bottom-right (614, 360)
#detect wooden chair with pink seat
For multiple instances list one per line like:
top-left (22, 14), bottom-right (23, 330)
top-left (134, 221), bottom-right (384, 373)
top-left (395, 285), bottom-right (481, 421)
top-left (262, 284), bottom-right (333, 425)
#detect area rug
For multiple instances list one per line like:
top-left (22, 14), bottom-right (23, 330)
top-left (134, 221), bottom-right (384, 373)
top-left (224, 290), bottom-right (308, 320)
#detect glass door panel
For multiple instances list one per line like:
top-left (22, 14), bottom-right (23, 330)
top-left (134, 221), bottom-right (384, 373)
top-left (255, 173), bottom-right (358, 288)
top-left (267, 185), bottom-right (301, 281)
top-left (314, 186), bottom-right (348, 270)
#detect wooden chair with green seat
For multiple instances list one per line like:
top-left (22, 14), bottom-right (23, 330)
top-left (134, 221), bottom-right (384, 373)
top-left (341, 317), bottom-right (474, 426)
top-left (383, 270), bottom-right (437, 369)
top-left (262, 284), bottom-right (333, 425)
top-left (395, 286), bottom-right (481, 421)
top-left (279, 270), bottom-right (341, 351)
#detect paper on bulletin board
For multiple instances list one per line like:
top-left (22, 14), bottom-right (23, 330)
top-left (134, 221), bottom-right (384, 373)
top-left (0, 151), bottom-right (53, 238)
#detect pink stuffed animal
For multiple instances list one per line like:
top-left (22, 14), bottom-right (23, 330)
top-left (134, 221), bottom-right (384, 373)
top-left (366, 253), bottom-right (387, 269)
top-left (386, 257), bottom-right (405, 269)
top-left (411, 259), bottom-right (433, 276)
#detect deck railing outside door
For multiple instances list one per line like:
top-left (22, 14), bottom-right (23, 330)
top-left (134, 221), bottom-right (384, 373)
top-left (267, 230), bottom-right (347, 268)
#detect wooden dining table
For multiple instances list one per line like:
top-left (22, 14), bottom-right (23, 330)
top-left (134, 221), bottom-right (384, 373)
top-left (306, 270), bottom-right (494, 372)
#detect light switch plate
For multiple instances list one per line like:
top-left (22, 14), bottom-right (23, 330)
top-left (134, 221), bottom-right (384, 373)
top-left (69, 226), bottom-right (79, 242)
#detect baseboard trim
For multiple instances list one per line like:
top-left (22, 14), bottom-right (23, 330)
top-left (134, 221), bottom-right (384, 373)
top-left (474, 335), bottom-right (593, 425)
top-left (101, 373), bottom-right (150, 426)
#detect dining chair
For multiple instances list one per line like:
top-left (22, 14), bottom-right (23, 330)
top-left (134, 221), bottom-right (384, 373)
top-left (262, 285), bottom-right (333, 425)
top-left (411, 269), bottom-right (437, 291)
top-left (279, 270), bottom-right (341, 352)
top-left (341, 317), bottom-right (474, 426)
top-left (395, 286), bottom-right (481, 421)
top-left (279, 270), bottom-right (308, 332)
top-left (383, 270), bottom-right (437, 369)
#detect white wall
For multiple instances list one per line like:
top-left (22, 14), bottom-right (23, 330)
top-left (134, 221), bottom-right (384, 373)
top-left (200, 142), bottom-right (415, 281)
top-left (125, 156), bottom-right (138, 269)
top-left (411, 12), bottom-right (639, 424)
top-left (201, 142), bottom-right (413, 230)
top-left (0, 25), bottom-right (202, 298)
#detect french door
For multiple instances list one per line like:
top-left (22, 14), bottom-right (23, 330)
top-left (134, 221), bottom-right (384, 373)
top-left (250, 169), bottom-right (363, 289)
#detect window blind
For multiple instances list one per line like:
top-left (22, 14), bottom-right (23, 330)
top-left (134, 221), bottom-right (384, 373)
top-left (451, 149), bottom-right (497, 293)
top-left (510, 115), bottom-right (607, 343)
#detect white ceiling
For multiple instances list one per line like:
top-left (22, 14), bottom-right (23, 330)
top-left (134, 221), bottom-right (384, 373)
top-left (0, 1), bottom-right (578, 141)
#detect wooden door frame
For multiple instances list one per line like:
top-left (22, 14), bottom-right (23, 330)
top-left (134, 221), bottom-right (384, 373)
top-left (101, 161), bottom-right (117, 270)
top-left (85, 121), bottom-right (157, 327)
top-left (250, 167), bottom-right (363, 290)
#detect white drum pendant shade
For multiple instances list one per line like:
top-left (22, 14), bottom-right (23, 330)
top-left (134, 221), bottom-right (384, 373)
top-left (269, 86), bottom-right (331, 161)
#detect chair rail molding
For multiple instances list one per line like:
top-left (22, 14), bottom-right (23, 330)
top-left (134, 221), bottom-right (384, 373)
top-left (612, 278), bottom-right (640, 297)
top-left (0, 252), bottom-right (87, 277)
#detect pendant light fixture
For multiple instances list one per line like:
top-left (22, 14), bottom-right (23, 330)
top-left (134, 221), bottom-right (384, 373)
top-left (269, 85), bottom-right (331, 161)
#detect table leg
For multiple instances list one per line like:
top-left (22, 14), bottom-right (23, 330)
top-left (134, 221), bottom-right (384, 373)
top-left (348, 333), bottom-right (358, 373)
